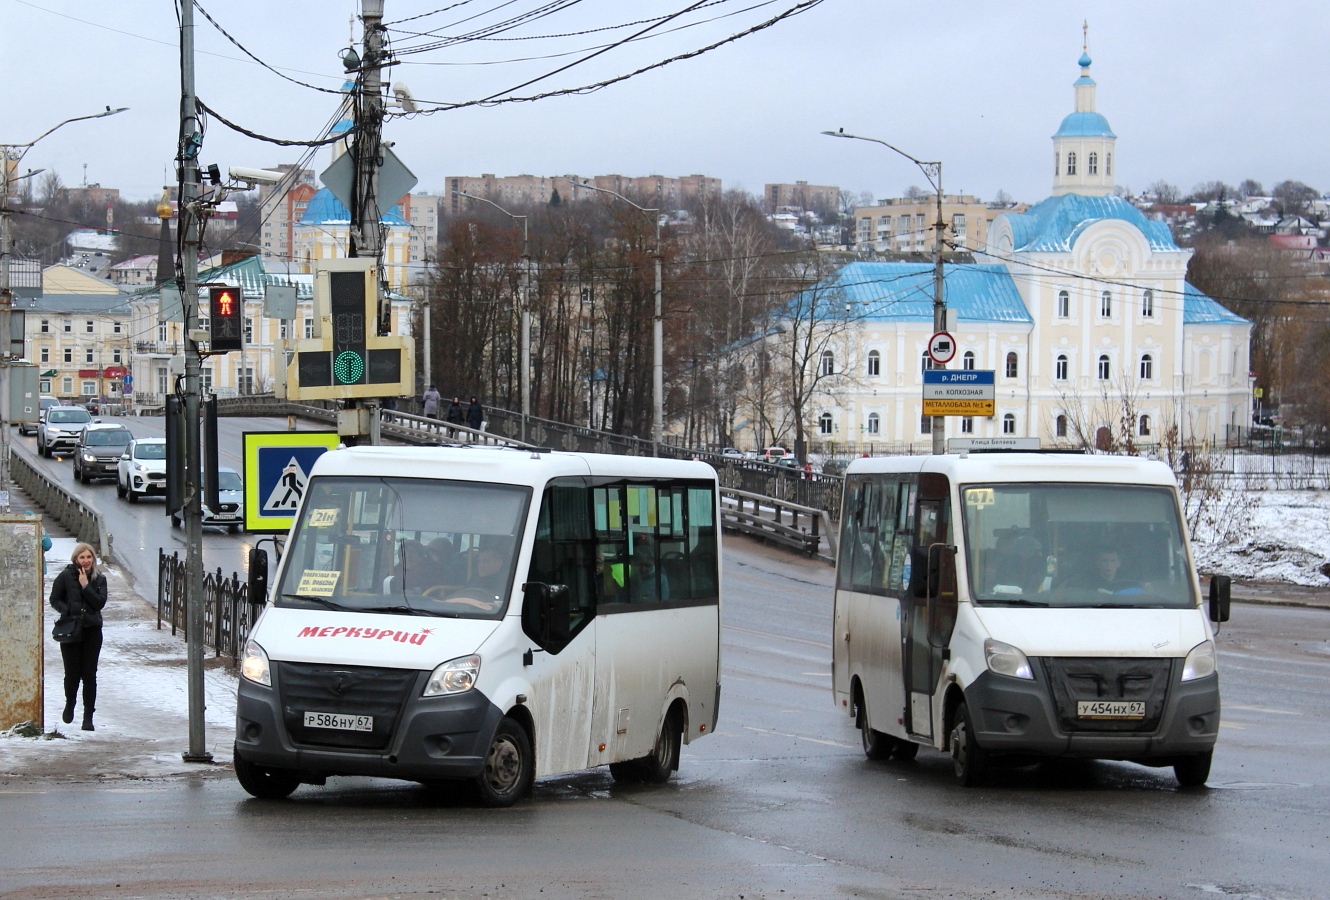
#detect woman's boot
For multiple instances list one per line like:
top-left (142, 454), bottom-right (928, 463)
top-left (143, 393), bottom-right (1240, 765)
top-left (81, 708), bottom-right (95, 732)
top-left (62, 696), bottom-right (76, 725)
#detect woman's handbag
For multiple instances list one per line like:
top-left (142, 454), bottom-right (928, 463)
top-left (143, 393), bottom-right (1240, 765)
top-left (52, 612), bottom-right (84, 644)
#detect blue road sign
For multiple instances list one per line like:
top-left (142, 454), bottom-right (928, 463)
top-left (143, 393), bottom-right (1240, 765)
top-left (122, 373), bottom-right (133, 385)
top-left (923, 370), bottom-right (995, 385)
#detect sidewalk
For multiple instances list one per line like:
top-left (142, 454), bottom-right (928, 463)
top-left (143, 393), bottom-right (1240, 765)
top-left (0, 538), bottom-right (237, 781)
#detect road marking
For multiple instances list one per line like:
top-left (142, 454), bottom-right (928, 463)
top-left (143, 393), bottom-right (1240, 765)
top-left (800, 671), bottom-right (831, 676)
top-left (1226, 704), bottom-right (1301, 716)
top-left (742, 724), bottom-right (854, 749)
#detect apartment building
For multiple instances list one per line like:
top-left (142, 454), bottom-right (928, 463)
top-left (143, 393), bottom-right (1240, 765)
top-left (258, 165), bottom-right (319, 263)
top-left (854, 194), bottom-right (993, 254)
top-left (444, 173), bottom-right (722, 215)
top-left (764, 181), bottom-right (840, 214)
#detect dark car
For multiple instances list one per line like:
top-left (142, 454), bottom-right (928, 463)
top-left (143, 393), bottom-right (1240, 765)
top-left (73, 424), bottom-right (133, 483)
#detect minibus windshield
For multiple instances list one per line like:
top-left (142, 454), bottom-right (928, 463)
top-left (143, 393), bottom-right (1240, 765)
top-left (961, 483), bottom-right (1195, 609)
top-left (276, 476), bottom-right (530, 619)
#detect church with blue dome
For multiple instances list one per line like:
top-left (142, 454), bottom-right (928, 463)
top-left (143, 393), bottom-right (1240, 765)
top-left (776, 45), bottom-right (1252, 453)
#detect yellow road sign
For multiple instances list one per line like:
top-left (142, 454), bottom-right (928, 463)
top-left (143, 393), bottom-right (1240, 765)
top-left (242, 431), bottom-right (341, 534)
top-left (923, 398), bottom-right (996, 417)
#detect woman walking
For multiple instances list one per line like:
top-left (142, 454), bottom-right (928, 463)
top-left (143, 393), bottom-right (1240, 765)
top-left (50, 543), bottom-right (108, 731)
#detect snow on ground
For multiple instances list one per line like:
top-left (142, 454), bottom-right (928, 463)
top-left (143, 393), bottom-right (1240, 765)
top-left (0, 539), bottom-right (237, 779)
top-left (1192, 488), bottom-right (1330, 586)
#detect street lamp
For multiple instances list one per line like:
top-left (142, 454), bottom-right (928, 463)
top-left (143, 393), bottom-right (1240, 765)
top-left (822, 129), bottom-right (947, 455)
top-left (451, 190), bottom-right (531, 442)
top-left (571, 180), bottom-right (664, 450)
top-left (1, 106), bottom-right (128, 504)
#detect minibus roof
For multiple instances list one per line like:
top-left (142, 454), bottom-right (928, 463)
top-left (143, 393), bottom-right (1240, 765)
top-left (844, 452), bottom-right (1178, 487)
top-left (308, 445), bottom-right (719, 489)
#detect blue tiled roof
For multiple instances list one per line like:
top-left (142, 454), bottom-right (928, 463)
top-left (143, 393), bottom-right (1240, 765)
top-left (1005, 193), bottom-right (1178, 253)
top-left (1183, 282), bottom-right (1250, 325)
top-left (299, 187), bottom-right (407, 226)
top-left (794, 261), bottom-right (1032, 324)
top-left (1053, 110), bottom-right (1115, 138)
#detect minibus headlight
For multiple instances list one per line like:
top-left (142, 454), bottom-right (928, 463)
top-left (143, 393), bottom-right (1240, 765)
top-left (424, 654), bottom-right (481, 697)
top-left (1181, 640), bottom-right (1217, 682)
top-left (241, 639), bottom-right (271, 686)
top-left (984, 639), bottom-right (1034, 680)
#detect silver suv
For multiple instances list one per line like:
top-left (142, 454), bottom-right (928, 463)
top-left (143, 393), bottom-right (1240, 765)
top-left (37, 406), bottom-right (93, 457)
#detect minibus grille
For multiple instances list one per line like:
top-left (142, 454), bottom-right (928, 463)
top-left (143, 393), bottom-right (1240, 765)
top-left (277, 662), bottom-right (418, 751)
top-left (1042, 657), bottom-right (1174, 733)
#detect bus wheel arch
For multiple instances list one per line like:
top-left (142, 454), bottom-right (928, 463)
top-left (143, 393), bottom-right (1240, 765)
top-left (942, 682), bottom-right (967, 752)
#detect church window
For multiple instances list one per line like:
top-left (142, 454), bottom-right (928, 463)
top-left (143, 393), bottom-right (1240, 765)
top-left (1002, 413), bottom-right (1016, 435)
top-left (963, 350), bottom-right (976, 370)
top-left (867, 350), bottom-right (880, 376)
top-left (1054, 150), bottom-right (1060, 176)
top-left (1142, 289), bottom-right (1154, 317)
top-left (818, 412), bottom-right (833, 435)
top-left (1056, 414), bottom-right (1068, 438)
top-left (1106, 153), bottom-right (1112, 176)
top-left (1005, 351), bottom-right (1019, 379)
top-left (819, 350), bottom-right (835, 376)
top-left (1056, 355), bottom-right (1069, 381)
top-left (921, 350), bottom-right (934, 372)
top-left (1140, 354), bottom-right (1154, 380)
top-left (1098, 354), bottom-right (1111, 380)
top-left (867, 412), bottom-right (880, 435)
top-left (1139, 415), bottom-right (1152, 437)
top-left (1100, 290), bottom-right (1112, 318)
top-left (961, 416), bottom-right (973, 434)
top-left (1088, 152), bottom-right (1098, 175)
top-left (1057, 290), bottom-right (1070, 318)
top-left (920, 415), bottom-right (932, 434)
top-left (1066, 152), bottom-right (1077, 176)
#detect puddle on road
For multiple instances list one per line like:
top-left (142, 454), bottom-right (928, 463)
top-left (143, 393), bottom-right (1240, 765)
top-left (1206, 781), bottom-right (1309, 791)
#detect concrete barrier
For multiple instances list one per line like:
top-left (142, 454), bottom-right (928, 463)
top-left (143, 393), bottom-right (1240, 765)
top-left (7, 448), bottom-right (111, 560)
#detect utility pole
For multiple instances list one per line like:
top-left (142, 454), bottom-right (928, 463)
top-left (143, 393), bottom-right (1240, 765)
top-left (178, 0), bottom-right (212, 763)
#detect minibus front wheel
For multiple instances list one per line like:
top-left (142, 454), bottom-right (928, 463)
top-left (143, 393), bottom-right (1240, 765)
top-left (950, 702), bottom-right (989, 787)
top-left (1173, 751), bottom-right (1213, 789)
top-left (233, 747), bottom-right (300, 800)
top-left (474, 717), bottom-right (534, 808)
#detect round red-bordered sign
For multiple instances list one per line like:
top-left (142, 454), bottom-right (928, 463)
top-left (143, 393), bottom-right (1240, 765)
top-left (927, 331), bottom-right (956, 365)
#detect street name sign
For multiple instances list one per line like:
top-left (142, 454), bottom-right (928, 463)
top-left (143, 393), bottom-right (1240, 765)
top-left (948, 437), bottom-right (1041, 452)
top-left (922, 369), bottom-right (995, 416)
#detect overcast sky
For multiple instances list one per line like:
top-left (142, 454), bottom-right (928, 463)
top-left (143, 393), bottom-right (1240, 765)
top-left (6, 0), bottom-right (1328, 207)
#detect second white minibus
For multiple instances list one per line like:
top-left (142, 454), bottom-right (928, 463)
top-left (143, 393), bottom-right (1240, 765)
top-left (235, 446), bottom-right (721, 805)
top-left (832, 452), bottom-right (1230, 787)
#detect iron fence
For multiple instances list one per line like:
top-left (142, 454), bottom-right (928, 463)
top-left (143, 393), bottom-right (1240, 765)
top-left (157, 549), bottom-right (262, 662)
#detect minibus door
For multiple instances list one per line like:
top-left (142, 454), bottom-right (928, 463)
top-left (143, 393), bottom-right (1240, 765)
top-left (902, 474), bottom-right (957, 740)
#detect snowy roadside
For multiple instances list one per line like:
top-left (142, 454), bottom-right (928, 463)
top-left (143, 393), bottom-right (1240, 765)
top-left (0, 538), bottom-right (238, 781)
top-left (1192, 488), bottom-right (1330, 587)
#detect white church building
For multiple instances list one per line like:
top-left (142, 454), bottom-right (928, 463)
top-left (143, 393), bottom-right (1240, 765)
top-left (787, 48), bottom-right (1252, 454)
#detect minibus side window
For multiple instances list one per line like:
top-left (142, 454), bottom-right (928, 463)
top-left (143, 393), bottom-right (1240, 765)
top-left (594, 480), bottom-right (718, 610)
top-left (527, 481), bottom-right (596, 641)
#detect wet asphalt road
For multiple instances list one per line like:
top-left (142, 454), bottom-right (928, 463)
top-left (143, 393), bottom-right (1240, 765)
top-left (3, 431), bottom-right (1329, 899)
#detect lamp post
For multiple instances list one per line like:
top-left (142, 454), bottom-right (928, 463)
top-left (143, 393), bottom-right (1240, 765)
top-left (571, 180), bottom-right (663, 450)
top-left (822, 130), bottom-right (947, 455)
top-left (1, 107), bottom-right (127, 501)
top-left (451, 191), bottom-right (531, 441)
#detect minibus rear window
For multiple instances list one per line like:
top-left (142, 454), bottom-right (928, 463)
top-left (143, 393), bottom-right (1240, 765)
top-left (276, 476), bottom-right (531, 619)
top-left (961, 483), bottom-right (1195, 609)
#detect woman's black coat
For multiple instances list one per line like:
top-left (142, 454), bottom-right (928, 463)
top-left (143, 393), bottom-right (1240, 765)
top-left (49, 564), bottom-right (109, 630)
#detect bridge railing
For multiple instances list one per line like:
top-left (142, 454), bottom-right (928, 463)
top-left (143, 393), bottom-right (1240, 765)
top-left (720, 487), bottom-right (838, 559)
top-left (8, 448), bottom-right (111, 559)
top-left (157, 549), bottom-right (262, 663)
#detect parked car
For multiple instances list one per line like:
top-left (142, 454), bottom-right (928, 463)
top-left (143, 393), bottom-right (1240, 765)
top-left (763, 446), bottom-right (789, 461)
top-left (18, 396), bottom-right (62, 436)
top-left (173, 467), bottom-right (244, 533)
top-left (37, 406), bottom-right (94, 457)
top-left (720, 447), bottom-right (744, 459)
top-left (117, 437), bottom-right (167, 502)
top-left (73, 424), bottom-right (133, 483)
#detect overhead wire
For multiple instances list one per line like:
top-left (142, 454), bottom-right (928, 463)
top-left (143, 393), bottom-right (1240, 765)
top-left (191, 0), bottom-right (346, 95)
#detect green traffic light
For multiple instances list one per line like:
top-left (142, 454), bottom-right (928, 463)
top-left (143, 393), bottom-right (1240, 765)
top-left (334, 350), bottom-right (366, 384)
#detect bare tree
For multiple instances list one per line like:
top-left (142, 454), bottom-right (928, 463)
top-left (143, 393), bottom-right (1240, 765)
top-left (1271, 180), bottom-right (1318, 217)
top-left (1146, 181), bottom-right (1182, 204)
top-left (1237, 179), bottom-right (1265, 199)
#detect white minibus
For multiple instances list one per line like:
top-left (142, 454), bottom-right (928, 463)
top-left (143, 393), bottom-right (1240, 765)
top-left (235, 446), bottom-right (721, 806)
top-left (832, 452), bottom-right (1230, 787)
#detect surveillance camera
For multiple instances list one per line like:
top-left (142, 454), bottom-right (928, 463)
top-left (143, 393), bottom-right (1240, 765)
top-left (228, 166), bottom-right (284, 186)
top-left (392, 83), bottom-right (418, 114)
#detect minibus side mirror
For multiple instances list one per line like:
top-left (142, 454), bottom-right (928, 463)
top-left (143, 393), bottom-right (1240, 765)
top-left (521, 582), bottom-right (572, 651)
top-left (1208, 575), bottom-right (1231, 623)
top-left (247, 548), bottom-right (269, 606)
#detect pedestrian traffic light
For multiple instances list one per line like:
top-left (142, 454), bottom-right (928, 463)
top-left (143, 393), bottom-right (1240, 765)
top-left (330, 270), bottom-right (367, 385)
top-left (209, 285), bottom-right (243, 352)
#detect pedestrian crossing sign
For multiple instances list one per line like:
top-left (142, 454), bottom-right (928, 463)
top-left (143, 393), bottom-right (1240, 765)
top-left (242, 431), bottom-right (341, 534)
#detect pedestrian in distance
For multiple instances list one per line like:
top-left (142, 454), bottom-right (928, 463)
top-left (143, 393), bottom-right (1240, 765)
top-left (49, 542), bottom-right (108, 732)
top-left (466, 396), bottom-right (484, 432)
top-left (422, 384), bottom-right (441, 419)
top-left (445, 397), bottom-right (464, 437)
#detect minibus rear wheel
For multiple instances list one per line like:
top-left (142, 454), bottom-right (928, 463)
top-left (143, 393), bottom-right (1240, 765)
top-left (233, 747), bottom-right (300, 799)
top-left (855, 693), bottom-right (895, 761)
top-left (610, 708), bottom-right (682, 784)
top-left (474, 716), bottom-right (534, 807)
top-left (1173, 751), bottom-right (1212, 788)
top-left (950, 702), bottom-right (989, 787)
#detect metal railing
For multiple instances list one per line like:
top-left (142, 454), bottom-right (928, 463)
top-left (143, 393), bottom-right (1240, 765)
top-left (8, 448), bottom-right (111, 558)
top-left (157, 549), bottom-right (262, 662)
top-left (720, 487), bottom-right (838, 559)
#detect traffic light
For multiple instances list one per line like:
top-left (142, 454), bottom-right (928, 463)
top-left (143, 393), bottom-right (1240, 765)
top-left (209, 286), bottom-right (243, 352)
top-left (329, 271), bottom-right (367, 385)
